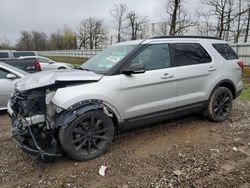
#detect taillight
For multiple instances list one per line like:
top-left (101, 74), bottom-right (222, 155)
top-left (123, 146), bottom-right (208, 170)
top-left (237, 61), bottom-right (244, 71)
top-left (35, 59), bottom-right (41, 72)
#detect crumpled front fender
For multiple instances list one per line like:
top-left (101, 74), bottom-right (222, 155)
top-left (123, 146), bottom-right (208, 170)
top-left (55, 100), bottom-right (122, 129)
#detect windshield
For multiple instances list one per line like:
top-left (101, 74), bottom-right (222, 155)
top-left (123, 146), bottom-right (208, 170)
top-left (80, 45), bottom-right (136, 74)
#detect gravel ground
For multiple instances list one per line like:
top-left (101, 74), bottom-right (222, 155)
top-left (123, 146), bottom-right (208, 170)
top-left (0, 100), bottom-right (250, 188)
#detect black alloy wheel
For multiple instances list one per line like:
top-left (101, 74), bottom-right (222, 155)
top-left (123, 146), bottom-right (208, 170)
top-left (59, 111), bottom-right (114, 161)
top-left (206, 87), bottom-right (233, 122)
top-left (212, 90), bottom-right (232, 120)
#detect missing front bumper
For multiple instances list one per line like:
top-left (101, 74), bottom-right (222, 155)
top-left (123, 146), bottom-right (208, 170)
top-left (10, 110), bottom-right (62, 161)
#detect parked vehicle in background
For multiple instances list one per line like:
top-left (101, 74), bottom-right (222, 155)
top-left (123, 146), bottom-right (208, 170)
top-left (13, 51), bottom-right (37, 58)
top-left (0, 50), bottom-right (37, 59)
top-left (0, 50), bottom-right (15, 59)
top-left (7, 36), bottom-right (243, 161)
top-left (0, 62), bottom-right (28, 110)
top-left (1, 58), bottom-right (41, 73)
top-left (19, 56), bottom-right (74, 70)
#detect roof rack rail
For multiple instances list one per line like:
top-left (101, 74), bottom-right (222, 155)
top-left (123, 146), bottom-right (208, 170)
top-left (150, 35), bottom-right (221, 40)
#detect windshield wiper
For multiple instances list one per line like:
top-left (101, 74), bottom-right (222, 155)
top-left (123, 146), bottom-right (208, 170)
top-left (78, 67), bottom-right (91, 71)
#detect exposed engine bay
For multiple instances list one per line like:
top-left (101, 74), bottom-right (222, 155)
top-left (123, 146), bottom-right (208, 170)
top-left (9, 88), bottom-right (63, 160)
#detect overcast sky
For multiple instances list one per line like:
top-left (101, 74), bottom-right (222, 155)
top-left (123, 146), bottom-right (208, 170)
top-left (0, 0), bottom-right (199, 44)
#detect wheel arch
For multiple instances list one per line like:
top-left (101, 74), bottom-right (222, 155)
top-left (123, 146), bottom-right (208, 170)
top-left (210, 79), bottom-right (236, 99)
top-left (57, 66), bottom-right (66, 69)
top-left (55, 99), bottom-right (122, 129)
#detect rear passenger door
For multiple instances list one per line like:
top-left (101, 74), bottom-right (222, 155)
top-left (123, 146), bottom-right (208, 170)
top-left (171, 42), bottom-right (216, 109)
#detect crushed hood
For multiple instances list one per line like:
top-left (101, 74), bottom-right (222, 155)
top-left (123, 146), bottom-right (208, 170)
top-left (16, 69), bottom-right (103, 91)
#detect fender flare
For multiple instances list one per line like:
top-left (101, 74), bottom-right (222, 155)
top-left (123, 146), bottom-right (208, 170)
top-left (55, 99), bottom-right (122, 129)
top-left (209, 79), bottom-right (236, 99)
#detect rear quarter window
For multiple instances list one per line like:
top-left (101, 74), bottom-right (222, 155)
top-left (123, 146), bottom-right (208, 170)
top-left (171, 43), bottom-right (212, 67)
top-left (212, 43), bottom-right (238, 60)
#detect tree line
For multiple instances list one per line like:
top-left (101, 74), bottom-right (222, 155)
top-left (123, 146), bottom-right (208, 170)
top-left (1, 0), bottom-right (250, 51)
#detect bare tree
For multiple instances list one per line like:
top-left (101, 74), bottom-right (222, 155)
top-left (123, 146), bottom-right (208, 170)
top-left (244, 7), bottom-right (250, 42)
top-left (62, 26), bottom-right (77, 49)
top-left (16, 31), bottom-right (32, 50)
top-left (164, 0), bottom-right (196, 35)
top-left (49, 30), bottom-right (63, 50)
top-left (202, 0), bottom-right (248, 41)
top-left (158, 22), bottom-right (169, 36)
top-left (79, 17), bottom-right (108, 49)
top-left (0, 36), bottom-right (12, 49)
top-left (203, 0), bottom-right (229, 38)
top-left (110, 3), bottom-right (128, 42)
top-left (195, 11), bottom-right (217, 36)
top-left (30, 31), bottom-right (48, 50)
top-left (235, 0), bottom-right (243, 42)
top-left (126, 11), bottom-right (148, 40)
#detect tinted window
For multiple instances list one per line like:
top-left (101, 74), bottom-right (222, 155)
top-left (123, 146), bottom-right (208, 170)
top-left (171, 43), bottom-right (212, 67)
top-left (212, 43), bottom-right (238, 60)
top-left (0, 68), bottom-right (9, 79)
top-left (131, 44), bottom-right (171, 70)
top-left (13, 52), bottom-right (35, 58)
top-left (0, 52), bottom-right (9, 58)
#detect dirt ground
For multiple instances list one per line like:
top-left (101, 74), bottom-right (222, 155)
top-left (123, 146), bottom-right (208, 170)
top-left (0, 100), bottom-right (250, 188)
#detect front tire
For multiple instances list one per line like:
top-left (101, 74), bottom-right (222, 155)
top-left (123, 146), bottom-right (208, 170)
top-left (206, 87), bottom-right (233, 122)
top-left (58, 67), bottom-right (66, 69)
top-left (59, 111), bottom-right (114, 161)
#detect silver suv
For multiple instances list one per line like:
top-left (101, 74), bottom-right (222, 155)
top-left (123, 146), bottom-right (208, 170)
top-left (8, 36), bottom-right (244, 161)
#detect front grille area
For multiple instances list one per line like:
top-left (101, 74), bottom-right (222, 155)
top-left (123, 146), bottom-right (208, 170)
top-left (10, 89), bottom-right (28, 115)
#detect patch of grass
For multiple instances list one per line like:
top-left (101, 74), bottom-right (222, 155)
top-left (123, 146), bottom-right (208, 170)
top-left (243, 67), bottom-right (250, 78)
top-left (240, 86), bottom-right (250, 101)
top-left (46, 56), bottom-right (87, 67)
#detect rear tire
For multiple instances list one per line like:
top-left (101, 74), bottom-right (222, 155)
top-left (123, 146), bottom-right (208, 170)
top-left (59, 110), bottom-right (114, 161)
top-left (206, 87), bottom-right (233, 122)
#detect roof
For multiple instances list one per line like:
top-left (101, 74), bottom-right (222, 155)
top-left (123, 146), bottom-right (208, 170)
top-left (113, 40), bottom-right (144, 46)
top-left (113, 36), bottom-right (222, 47)
top-left (151, 36), bottom-right (221, 40)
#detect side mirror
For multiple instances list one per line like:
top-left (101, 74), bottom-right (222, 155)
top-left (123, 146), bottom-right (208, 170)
top-left (49, 61), bottom-right (54, 64)
top-left (6, 73), bottom-right (17, 80)
top-left (121, 63), bottom-right (145, 75)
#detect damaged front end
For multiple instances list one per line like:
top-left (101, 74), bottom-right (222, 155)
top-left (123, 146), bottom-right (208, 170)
top-left (8, 88), bottom-right (63, 161)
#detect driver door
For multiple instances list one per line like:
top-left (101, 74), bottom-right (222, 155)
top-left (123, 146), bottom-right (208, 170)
top-left (119, 43), bottom-right (177, 121)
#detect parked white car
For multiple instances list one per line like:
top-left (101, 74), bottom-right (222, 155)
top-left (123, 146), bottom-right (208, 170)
top-left (0, 62), bottom-right (28, 110)
top-left (19, 56), bottom-right (74, 71)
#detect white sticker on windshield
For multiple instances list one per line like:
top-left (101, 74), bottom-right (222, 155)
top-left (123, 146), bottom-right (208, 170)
top-left (106, 56), bottom-right (121, 63)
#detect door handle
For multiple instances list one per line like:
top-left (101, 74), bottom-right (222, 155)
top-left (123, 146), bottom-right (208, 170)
top-left (208, 67), bottom-right (216, 72)
top-left (161, 73), bottom-right (174, 79)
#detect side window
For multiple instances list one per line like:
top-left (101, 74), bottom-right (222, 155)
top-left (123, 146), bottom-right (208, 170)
top-left (171, 43), bottom-right (212, 67)
top-left (212, 43), bottom-right (238, 60)
top-left (0, 68), bottom-right (10, 79)
top-left (39, 57), bottom-right (50, 63)
top-left (131, 44), bottom-right (171, 70)
top-left (0, 52), bottom-right (9, 58)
